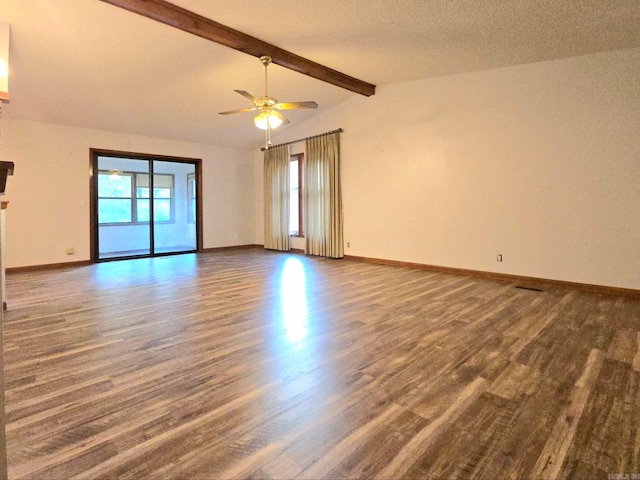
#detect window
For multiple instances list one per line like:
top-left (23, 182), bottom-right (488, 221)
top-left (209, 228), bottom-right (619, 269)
top-left (187, 173), bottom-right (196, 224)
top-left (135, 174), bottom-right (173, 223)
top-left (289, 154), bottom-right (303, 236)
top-left (98, 171), bottom-right (174, 224)
top-left (98, 172), bottom-right (133, 223)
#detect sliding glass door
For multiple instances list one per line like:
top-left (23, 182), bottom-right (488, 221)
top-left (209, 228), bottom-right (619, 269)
top-left (153, 160), bottom-right (196, 254)
top-left (96, 156), bottom-right (151, 259)
top-left (92, 151), bottom-right (200, 261)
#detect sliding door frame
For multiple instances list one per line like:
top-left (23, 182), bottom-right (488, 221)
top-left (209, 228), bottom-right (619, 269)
top-left (89, 148), bottom-right (203, 262)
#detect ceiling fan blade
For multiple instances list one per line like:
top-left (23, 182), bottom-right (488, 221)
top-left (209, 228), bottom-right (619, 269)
top-left (234, 90), bottom-right (257, 102)
top-left (218, 107), bottom-right (257, 115)
top-left (280, 112), bottom-right (291, 125)
top-left (275, 101), bottom-right (318, 110)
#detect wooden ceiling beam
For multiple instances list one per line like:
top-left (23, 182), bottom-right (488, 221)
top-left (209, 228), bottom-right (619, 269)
top-left (100, 0), bottom-right (376, 97)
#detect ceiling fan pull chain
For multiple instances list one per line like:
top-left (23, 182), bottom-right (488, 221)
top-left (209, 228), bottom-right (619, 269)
top-left (267, 121), bottom-right (272, 147)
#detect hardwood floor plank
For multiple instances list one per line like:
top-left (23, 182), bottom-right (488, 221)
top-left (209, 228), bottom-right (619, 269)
top-left (607, 329), bottom-right (638, 365)
top-left (261, 453), bottom-right (301, 480)
top-left (486, 361), bottom-right (541, 400)
top-left (530, 348), bottom-right (605, 479)
top-left (321, 408), bottom-right (427, 479)
top-left (296, 403), bottom-right (404, 479)
top-left (634, 332), bottom-right (640, 373)
top-left (561, 358), bottom-right (640, 477)
top-left (374, 377), bottom-right (488, 479)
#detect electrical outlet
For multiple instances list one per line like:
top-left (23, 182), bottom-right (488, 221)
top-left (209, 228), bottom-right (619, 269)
top-left (497, 254), bottom-right (502, 262)
top-left (347, 241), bottom-right (351, 248)
top-left (66, 247), bottom-right (74, 255)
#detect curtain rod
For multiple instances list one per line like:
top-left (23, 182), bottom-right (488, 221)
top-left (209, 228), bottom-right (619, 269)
top-left (261, 128), bottom-right (343, 151)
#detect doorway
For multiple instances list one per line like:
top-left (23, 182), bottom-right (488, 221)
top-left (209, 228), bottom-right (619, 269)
top-left (90, 149), bottom-right (202, 261)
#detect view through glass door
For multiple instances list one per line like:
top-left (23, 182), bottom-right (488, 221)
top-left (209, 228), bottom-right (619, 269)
top-left (93, 152), bottom-right (200, 261)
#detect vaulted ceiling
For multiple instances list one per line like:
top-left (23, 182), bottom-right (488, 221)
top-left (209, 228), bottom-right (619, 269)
top-left (2, 0), bottom-right (640, 149)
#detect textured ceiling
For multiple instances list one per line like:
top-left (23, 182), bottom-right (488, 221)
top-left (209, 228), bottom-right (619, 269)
top-left (2, 0), bottom-right (639, 149)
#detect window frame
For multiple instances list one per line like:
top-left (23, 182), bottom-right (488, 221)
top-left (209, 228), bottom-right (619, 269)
top-left (289, 153), bottom-right (304, 237)
top-left (187, 172), bottom-right (196, 224)
top-left (97, 171), bottom-right (135, 224)
top-left (97, 170), bottom-right (175, 226)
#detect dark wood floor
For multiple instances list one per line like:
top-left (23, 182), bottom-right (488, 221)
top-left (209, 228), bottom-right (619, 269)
top-left (3, 250), bottom-right (640, 479)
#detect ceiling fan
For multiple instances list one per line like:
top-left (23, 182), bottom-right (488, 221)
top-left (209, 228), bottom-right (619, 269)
top-left (219, 55), bottom-right (318, 147)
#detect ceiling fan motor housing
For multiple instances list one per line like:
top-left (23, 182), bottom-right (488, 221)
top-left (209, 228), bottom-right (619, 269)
top-left (257, 96), bottom-right (277, 107)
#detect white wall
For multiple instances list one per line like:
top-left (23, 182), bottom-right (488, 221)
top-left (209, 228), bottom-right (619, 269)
top-left (0, 119), bottom-right (255, 268)
top-left (255, 48), bottom-right (640, 290)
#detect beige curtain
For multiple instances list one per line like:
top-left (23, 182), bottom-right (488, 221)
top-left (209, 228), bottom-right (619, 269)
top-left (304, 132), bottom-right (344, 258)
top-left (263, 144), bottom-right (290, 251)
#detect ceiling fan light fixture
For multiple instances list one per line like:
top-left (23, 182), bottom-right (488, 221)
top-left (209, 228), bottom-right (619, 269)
top-left (254, 109), bottom-right (284, 130)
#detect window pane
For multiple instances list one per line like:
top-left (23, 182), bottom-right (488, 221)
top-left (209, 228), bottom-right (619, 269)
top-left (153, 187), bottom-right (171, 198)
top-left (290, 160), bottom-right (298, 187)
top-left (154, 199), bottom-right (171, 221)
top-left (136, 174), bottom-right (172, 188)
top-left (137, 187), bottom-right (169, 198)
top-left (137, 199), bottom-right (150, 222)
top-left (190, 198), bottom-right (196, 222)
top-left (137, 174), bottom-right (149, 188)
top-left (289, 160), bottom-right (299, 235)
top-left (187, 175), bottom-right (196, 223)
top-left (137, 199), bottom-right (171, 222)
top-left (99, 199), bottom-right (132, 223)
top-left (99, 173), bottom-right (131, 197)
top-left (152, 174), bottom-right (173, 188)
top-left (137, 199), bottom-right (172, 222)
top-left (290, 191), bottom-right (299, 234)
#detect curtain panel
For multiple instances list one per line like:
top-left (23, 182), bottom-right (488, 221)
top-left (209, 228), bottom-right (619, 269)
top-left (263, 144), bottom-right (290, 251)
top-left (304, 132), bottom-right (344, 258)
